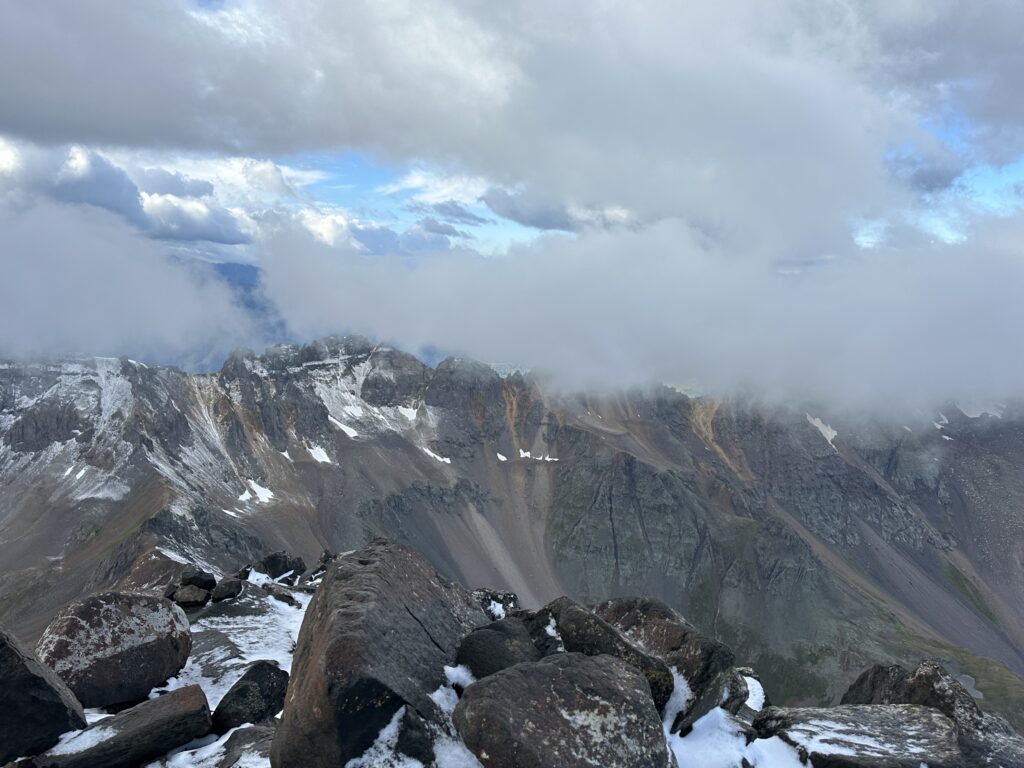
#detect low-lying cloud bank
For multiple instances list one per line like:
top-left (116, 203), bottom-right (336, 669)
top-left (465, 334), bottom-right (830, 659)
top-left (0, 199), bottom-right (258, 367)
top-left (261, 220), bottom-right (1024, 409)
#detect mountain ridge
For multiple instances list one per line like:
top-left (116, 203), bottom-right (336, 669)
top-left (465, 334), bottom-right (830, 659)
top-left (2, 335), bottom-right (1023, 727)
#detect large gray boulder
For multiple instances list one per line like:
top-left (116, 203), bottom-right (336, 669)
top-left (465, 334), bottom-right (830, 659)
top-left (211, 660), bottom-right (289, 734)
top-left (842, 660), bottom-right (1024, 767)
top-left (455, 617), bottom-right (542, 680)
top-left (0, 626), bottom-right (86, 764)
top-left (35, 592), bottom-right (191, 708)
top-left (16, 684), bottom-right (211, 768)
top-left (753, 704), bottom-right (962, 768)
top-left (453, 653), bottom-right (675, 768)
top-left (270, 539), bottom-right (486, 767)
top-left (592, 597), bottom-right (734, 699)
top-left (841, 660), bottom-right (982, 730)
top-left (527, 597), bottom-right (675, 713)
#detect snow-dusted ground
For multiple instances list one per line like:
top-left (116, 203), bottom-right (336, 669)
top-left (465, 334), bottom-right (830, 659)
top-left (140, 573), bottom-right (310, 767)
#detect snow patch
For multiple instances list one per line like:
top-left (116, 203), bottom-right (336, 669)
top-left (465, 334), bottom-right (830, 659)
top-left (806, 414), bottom-right (838, 450)
top-left (48, 725), bottom-right (117, 755)
top-left (422, 447), bottom-right (452, 464)
top-left (329, 415), bottom-right (358, 438)
top-left (308, 443), bottom-right (332, 463)
top-left (487, 600), bottom-right (506, 619)
top-left (743, 675), bottom-right (766, 711)
top-left (496, 452), bottom-right (507, 462)
top-left (246, 480), bottom-right (274, 504)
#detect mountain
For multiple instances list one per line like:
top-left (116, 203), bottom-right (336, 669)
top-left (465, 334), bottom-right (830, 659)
top-left (2, 335), bottom-right (1023, 727)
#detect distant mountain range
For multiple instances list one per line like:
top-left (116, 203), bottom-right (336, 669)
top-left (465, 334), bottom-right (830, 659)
top-left (2, 335), bottom-right (1022, 727)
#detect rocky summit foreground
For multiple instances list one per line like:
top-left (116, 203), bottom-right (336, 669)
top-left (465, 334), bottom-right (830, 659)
top-left (6, 538), bottom-right (1020, 767)
top-left (2, 336), bottom-right (1024, 728)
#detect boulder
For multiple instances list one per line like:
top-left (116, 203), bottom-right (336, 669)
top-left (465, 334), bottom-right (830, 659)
top-left (841, 660), bottom-right (983, 731)
top-left (178, 567), bottom-right (217, 592)
top-left (18, 684), bottom-right (211, 768)
top-left (212, 660), bottom-right (289, 734)
top-left (842, 661), bottom-right (1024, 767)
top-left (35, 593), bottom-right (191, 708)
top-left (261, 583), bottom-right (300, 608)
top-left (472, 588), bottom-right (520, 620)
top-left (171, 585), bottom-right (211, 609)
top-left (455, 617), bottom-right (541, 679)
top-left (527, 597), bottom-right (674, 713)
top-left (256, 552), bottom-right (306, 583)
top-left (210, 578), bottom-right (243, 603)
top-left (270, 539), bottom-right (486, 767)
top-left (0, 626), bottom-right (86, 764)
top-left (593, 597), bottom-right (734, 701)
top-left (671, 667), bottom-right (749, 735)
top-left (453, 653), bottom-right (675, 768)
top-left (753, 704), bottom-right (962, 768)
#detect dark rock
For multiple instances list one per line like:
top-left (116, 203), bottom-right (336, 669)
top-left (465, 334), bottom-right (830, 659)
top-left (212, 660), bottom-right (289, 734)
top-left (215, 724), bottom-right (275, 767)
top-left (527, 597), bottom-right (675, 713)
top-left (35, 593), bottom-right (191, 708)
top-left (453, 653), bottom-right (674, 768)
top-left (179, 567), bottom-right (217, 591)
top-left (256, 552), bottom-right (306, 583)
top-left (162, 582), bottom-right (178, 600)
top-left (172, 585), bottom-right (211, 609)
top-left (260, 583), bottom-right (300, 608)
top-left (472, 588), bottom-right (520, 620)
top-left (210, 578), bottom-right (244, 603)
top-left (19, 684), bottom-right (210, 768)
top-left (958, 712), bottom-right (1024, 768)
top-left (593, 597), bottom-right (734, 703)
top-left (395, 707), bottom-right (435, 764)
top-left (0, 626), bottom-right (86, 764)
top-left (841, 660), bottom-right (983, 732)
top-left (455, 617), bottom-right (542, 680)
top-left (842, 661), bottom-right (1024, 766)
top-left (270, 538), bottom-right (486, 767)
top-left (672, 667), bottom-right (749, 735)
top-left (753, 704), bottom-right (962, 768)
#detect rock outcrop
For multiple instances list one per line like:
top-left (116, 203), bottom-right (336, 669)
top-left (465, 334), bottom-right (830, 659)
top-left (528, 596), bottom-right (675, 713)
top-left (753, 704), bottom-right (962, 768)
top-left (35, 592), bottom-right (191, 708)
top-left (15, 684), bottom-right (211, 768)
top-left (211, 660), bottom-right (289, 734)
top-left (0, 626), bottom-right (86, 764)
top-left (453, 653), bottom-right (674, 768)
top-left (269, 539), bottom-right (486, 767)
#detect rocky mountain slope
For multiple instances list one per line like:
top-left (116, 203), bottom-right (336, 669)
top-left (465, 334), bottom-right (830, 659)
top-left (4, 540), bottom-right (1022, 767)
top-left (2, 336), bottom-right (1023, 725)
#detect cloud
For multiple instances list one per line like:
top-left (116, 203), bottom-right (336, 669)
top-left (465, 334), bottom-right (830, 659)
top-left (133, 167), bottom-right (214, 198)
top-left (418, 216), bottom-right (471, 239)
top-left (0, 198), bottom-right (259, 365)
top-left (259, 218), bottom-right (1024, 408)
top-left (141, 193), bottom-right (252, 244)
top-left (421, 200), bottom-right (490, 226)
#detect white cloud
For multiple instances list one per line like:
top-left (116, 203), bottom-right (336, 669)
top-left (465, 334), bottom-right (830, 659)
top-left (0, 198), bottom-right (258, 363)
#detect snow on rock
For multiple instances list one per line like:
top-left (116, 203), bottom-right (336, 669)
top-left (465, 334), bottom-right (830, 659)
top-left (422, 447), bottom-right (452, 464)
top-left (806, 414), bottom-right (838, 450)
top-left (152, 586), bottom-right (310, 711)
top-left (329, 415), bottom-right (359, 438)
top-left (308, 443), bottom-right (332, 463)
top-left (245, 480), bottom-right (274, 504)
top-left (496, 452), bottom-right (507, 462)
top-left (744, 675), bottom-right (766, 711)
top-left (665, 707), bottom-right (803, 768)
top-left (487, 600), bottom-right (506, 619)
top-left (48, 725), bottom-right (117, 755)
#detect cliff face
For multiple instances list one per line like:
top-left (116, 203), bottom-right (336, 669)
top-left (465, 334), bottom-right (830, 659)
top-left (2, 336), bottom-right (1022, 724)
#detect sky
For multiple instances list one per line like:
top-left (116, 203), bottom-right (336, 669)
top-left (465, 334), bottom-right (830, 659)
top-left (2, 0), bottom-right (1024, 406)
